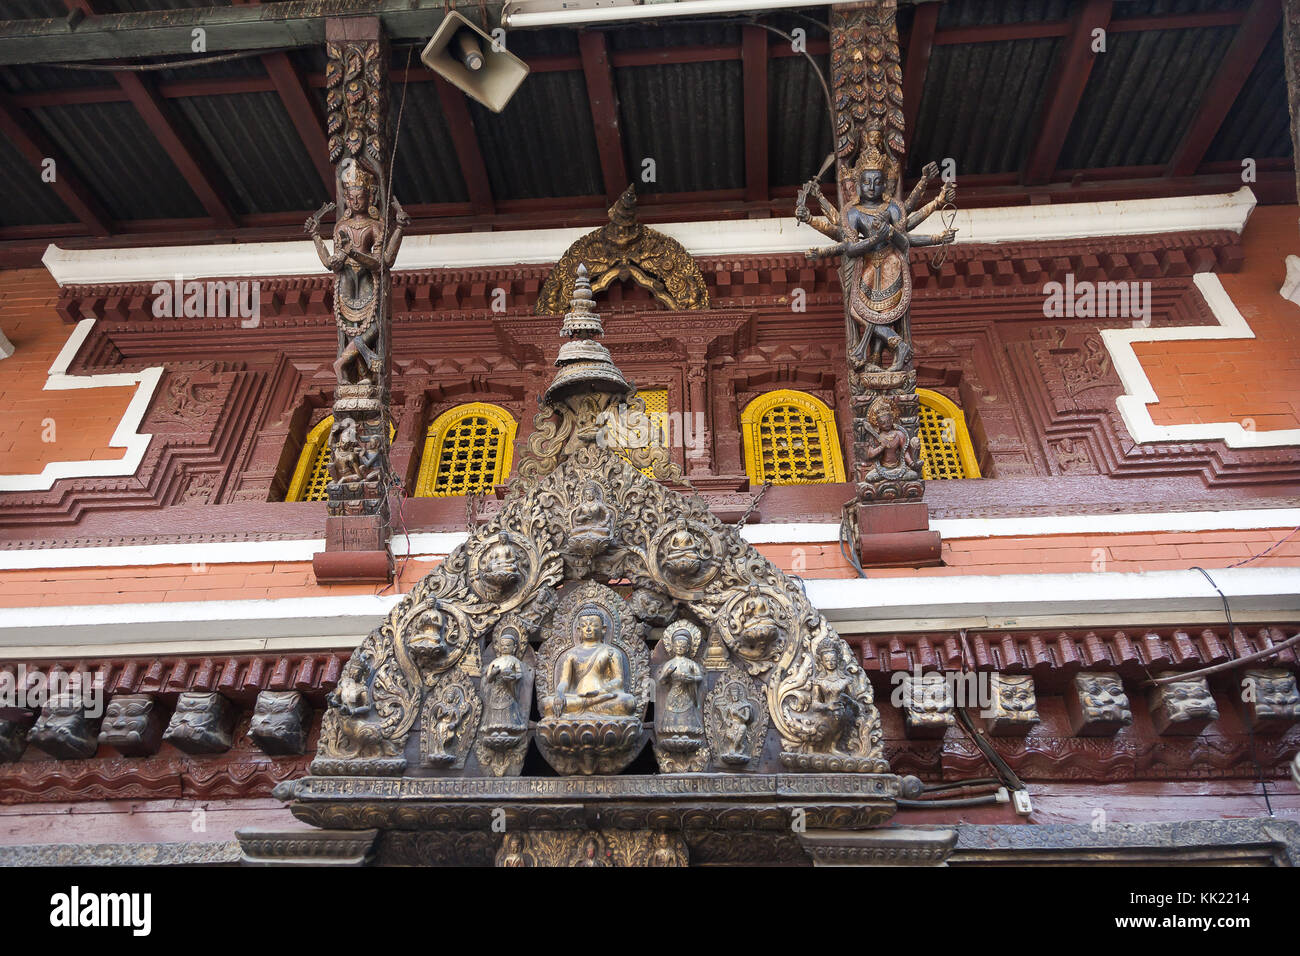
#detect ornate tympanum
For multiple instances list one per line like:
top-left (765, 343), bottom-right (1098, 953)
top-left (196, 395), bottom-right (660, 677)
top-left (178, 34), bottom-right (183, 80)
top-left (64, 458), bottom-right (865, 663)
top-left (1067, 673), bottom-right (1133, 737)
top-left (98, 694), bottom-right (163, 757)
top-left (272, 261), bottom-right (899, 864)
top-left (29, 695), bottom-right (99, 760)
top-left (163, 692), bottom-right (234, 755)
top-left (249, 691), bottom-right (313, 756)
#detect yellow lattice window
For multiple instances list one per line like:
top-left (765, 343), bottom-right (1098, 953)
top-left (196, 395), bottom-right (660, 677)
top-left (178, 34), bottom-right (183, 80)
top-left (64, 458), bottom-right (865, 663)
top-left (740, 389), bottom-right (846, 485)
top-left (415, 402), bottom-right (517, 497)
top-left (615, 388), bottom-right (670, 476)
top-left (917, 388), bottom-right (981, 480)
top-left (285, 415), bottom-right (396, 502)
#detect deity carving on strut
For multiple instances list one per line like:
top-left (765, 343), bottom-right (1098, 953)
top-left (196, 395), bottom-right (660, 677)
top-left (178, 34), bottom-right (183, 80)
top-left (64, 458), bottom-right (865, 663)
top-left (797, 130), bottom-right (955, 374)
top-left (856, 395), bottom-right (920, 486)
top-left (305, 156), bottom-right (408, 387)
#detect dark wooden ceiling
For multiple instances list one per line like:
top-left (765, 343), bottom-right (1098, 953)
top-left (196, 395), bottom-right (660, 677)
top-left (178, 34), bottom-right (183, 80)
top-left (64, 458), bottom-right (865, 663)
top-left (0, 0), bottom-right (1293, 266)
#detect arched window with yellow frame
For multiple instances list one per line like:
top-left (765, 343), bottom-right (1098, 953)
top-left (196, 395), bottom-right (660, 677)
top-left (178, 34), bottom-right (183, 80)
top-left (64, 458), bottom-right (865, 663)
top-left (415, 402), bottom-right (517, 497)
top-left (740, 389), bottom-right (846, 485)
top-left (285, 414), bottom-right (397, 502)
top-left (916, 388), bottom-right (981, 480)
top-left (615, 387), bottom-right (670, 477)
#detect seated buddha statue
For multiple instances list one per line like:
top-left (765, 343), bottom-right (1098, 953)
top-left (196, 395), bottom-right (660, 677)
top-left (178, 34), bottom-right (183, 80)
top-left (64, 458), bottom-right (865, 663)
top-left (480, 535), bottom-right (523, 597)
top-left (570, 482), bottom-right (613, 555)
top-left (662, 517), bottom-right (709, 582)
top-left (543, 609), bottom-right (636, 718)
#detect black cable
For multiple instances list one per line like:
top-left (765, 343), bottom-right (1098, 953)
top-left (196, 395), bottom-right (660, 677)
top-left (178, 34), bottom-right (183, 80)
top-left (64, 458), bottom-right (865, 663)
top-left (922, 776), bottom-right (1000, 793)
top-left (1190, 566), bottom-right (1274, 817)
top-left (897, 792), bottom-right (1003, 809)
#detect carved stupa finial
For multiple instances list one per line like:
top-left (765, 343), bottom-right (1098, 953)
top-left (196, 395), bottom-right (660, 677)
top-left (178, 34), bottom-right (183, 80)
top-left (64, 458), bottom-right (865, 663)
top-left (544, 263), bottom-right (629, 404)
top-left (607, 184), bottom-right (639, 232)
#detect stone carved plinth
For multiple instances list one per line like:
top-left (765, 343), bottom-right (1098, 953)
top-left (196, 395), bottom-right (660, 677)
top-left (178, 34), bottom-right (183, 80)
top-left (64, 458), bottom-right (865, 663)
top-left (236, 827), bottom-right (378, 866)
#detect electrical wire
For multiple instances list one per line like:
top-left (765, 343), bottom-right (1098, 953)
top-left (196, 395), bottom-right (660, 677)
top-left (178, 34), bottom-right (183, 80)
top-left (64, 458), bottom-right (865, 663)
top-left (46, 49), bottom-right (289, 71)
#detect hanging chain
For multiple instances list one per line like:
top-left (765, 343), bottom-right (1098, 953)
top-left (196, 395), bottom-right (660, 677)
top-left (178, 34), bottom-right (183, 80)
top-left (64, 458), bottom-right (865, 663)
top-left (734, 480), bottom-right (772, 533)
top-left (465, 490), bottom-right (479, 531)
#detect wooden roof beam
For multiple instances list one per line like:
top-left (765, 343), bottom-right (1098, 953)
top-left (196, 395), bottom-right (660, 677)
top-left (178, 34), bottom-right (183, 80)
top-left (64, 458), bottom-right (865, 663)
top-left (902, 0), bottom-right (939, 146)
top-left (1167, 0), bottom-right (1282, 178)
top-left (434, 76), bottom-right (495, 216)
top-left (262, 50), bottom-right (335, 195)
top-left (742, 25), bottom-right (769, 206)
top-left (1022, 0), bottom-right (1113, 186)
top-left (112, 71), bottom-right (238, 228)
top-left (578, 29), bottom-right (627, 203)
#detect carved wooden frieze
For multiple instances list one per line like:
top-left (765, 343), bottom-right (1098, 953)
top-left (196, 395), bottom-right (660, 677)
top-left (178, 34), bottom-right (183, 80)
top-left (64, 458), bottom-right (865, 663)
top-left (98, 694), bottom-right (163, 757)
top-left (494, 829), bottom-right (689, 867)
top-left (1148, 674), bottom-right (1219, 736)
top-left (1066, 673), bottom-right (1134, 737)
top-left (902, 671), bottom-right (954, 739)
top-left (163, 692), bottom-right (234, 755)
top-left (0, 715), bottom-right (31, 763)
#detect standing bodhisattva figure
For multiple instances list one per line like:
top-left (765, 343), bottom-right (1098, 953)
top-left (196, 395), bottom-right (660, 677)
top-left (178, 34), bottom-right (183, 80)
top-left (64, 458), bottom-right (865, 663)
top-left (306, 157), bottom-right (409, 386)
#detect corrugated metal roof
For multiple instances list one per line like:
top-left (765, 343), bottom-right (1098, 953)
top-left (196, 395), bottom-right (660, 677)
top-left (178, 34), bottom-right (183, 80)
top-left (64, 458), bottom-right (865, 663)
top-left (173, 91), bottom-right (322, 214)
top-left (1206, 25), bottom-right (1292, 162)
top-left (1111, 0), bottom-right (1250, 19)
top-left (389, 80), bottom-right (469, 205)
top-left (1, 64), bottom-right (117, 93)
top-left (1059, 23), bottom-right (1237, 169)
top-left (935, 0), bottom-right (1072, 29)
top-left (0, 133), bottom-right (75, 226)
top-left (910, 36), bottom-right (1060, 176)
top-left (0, 1), bottom-right (72, 18)
top-left (615, 59), bottom-right (744, 193)
top-left (769, 52), bottom-right (832, 187)
top-left (469, 69), bottom-right (604, 199)
top-left (25, 101), bottom-right (205, 220)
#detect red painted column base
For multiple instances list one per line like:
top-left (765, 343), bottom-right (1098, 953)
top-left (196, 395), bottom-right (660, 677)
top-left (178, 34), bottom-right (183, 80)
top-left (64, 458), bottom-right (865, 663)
top-left (858, 501), bottom-right (942, 568)
top-left (313, 514), bottom-right (394, 584)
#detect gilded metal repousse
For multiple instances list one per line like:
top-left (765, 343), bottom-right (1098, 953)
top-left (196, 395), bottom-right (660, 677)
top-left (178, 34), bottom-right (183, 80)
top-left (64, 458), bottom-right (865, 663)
top-left (536, 185), bottom-right (709, 315)
top-left (274, 266), bottom-right (899, 864)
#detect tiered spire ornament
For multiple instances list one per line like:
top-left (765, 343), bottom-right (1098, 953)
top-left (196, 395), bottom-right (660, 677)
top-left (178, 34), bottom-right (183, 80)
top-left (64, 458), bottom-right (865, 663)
top-left (545, 264), bottom-right (630, 404)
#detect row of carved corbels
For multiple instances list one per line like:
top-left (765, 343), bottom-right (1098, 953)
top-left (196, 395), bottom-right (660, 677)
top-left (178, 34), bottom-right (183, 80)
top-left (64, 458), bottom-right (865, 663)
top-left (861, 625), bottom-right (1300, 677)
top-left (0, 689), bottom-right (316, 763)
top-left (895, 668), bottom-right (1300, 741)
top-left (51, 230), bottom-right (1243, 327)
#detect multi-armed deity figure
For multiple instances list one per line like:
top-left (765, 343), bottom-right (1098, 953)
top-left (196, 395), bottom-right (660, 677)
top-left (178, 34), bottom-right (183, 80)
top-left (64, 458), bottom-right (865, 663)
top-left (798, 128), bottom-right (955, 373)
top-left (796, 126), bottom-right (955, 501)
top-left (306, 157), bottom-right (408, 388)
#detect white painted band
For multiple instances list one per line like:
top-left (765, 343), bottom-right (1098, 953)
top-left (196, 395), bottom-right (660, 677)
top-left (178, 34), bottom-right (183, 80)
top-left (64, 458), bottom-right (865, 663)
top-left (0, 508), bottom-right (1295, 570)
top-left (0, 567), bottom-right (1294, 659)
top-left (41, 189), bottom-right (1257, 286)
